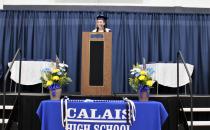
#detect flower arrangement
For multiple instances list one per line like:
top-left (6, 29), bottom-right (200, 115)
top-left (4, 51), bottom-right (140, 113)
top-left (40, 62), bottom-right (72, 93)
top-left (129, 63), bottom-right (155, 92)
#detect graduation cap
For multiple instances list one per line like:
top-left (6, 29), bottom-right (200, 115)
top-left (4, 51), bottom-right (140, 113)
top-left (96, 15), bottom-right (108, 21)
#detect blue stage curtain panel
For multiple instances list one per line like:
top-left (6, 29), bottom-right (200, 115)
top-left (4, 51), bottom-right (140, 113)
top-left (37, 100), bottom-right (168, 130)
top-left (1, 11), bottom-right (210, 94)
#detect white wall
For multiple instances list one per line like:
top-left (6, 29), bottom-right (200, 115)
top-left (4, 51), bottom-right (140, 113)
top-left (2, 0), bottom-right (210, 8)
top-left (143, 0), bottom-right (210, 8)
top-left (3, 0), bottom-right (53, 5)
top-left (3, 0), bottom-right (143, 5)
top-left (0, 0), bottom-right (3, 9)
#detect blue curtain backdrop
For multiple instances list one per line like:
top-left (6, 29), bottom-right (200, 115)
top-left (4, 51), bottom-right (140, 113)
top-left (0, 10), bottom-right (210, 94)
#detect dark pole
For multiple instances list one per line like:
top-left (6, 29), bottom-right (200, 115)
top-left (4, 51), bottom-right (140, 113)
top-left (177, 52), bottom-right (180, 129)
top-left (17, 50), bottom-right (22, 130)
top-left (178, 51), bottom-right (193, 130)
top-left (2, 48), bottom-right (21, 130)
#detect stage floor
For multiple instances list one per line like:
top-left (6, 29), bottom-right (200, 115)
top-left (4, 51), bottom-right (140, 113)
top-left (2, 92), bottom-right (210, 97)
top-left (1, 93), bottom-right (210, 130)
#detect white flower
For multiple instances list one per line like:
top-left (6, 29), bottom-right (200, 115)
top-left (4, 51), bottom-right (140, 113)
top-left (41, 73), bottom-right (48, 81)
top-left (59, 63), bottom-right (68, 68)
top-left (130, 68), bottom-right (141, 74)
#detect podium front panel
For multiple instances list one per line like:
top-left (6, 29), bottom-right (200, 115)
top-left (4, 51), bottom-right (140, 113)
top-left (89, 41), bottom-right (104, 86)
top-left (81, 32), bottom-right (112, 96)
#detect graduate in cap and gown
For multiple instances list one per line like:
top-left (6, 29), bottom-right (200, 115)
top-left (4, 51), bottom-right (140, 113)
top-left (92, 15), bottom-right (111, 32)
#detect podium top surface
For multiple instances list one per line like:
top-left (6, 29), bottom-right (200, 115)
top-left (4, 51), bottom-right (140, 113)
top-left (83, 32), bottom-right (112, 40)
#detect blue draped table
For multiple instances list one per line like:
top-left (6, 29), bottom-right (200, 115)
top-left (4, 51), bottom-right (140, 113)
top-left (37, 100), bottom-right (168, 130)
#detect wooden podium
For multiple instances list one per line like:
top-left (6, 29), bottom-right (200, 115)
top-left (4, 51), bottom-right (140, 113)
top-left (81, 32), bottom-right (112, 96)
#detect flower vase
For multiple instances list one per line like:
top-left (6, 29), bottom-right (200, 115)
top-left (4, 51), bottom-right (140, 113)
top-left (49, 84), bottom-right (62, 100)
top-left (138, 86), bottom-right (150, 101)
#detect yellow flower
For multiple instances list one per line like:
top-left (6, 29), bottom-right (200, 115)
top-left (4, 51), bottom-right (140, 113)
top-left (140, 70), bottom-right (147, 75)
top-left (146, 80), bottom-right (153, 87)
top-left (52, 76), bottom-right (60, 81)
top-left (46, 80), bottom-right (53, 86)
top-left (139, 75), bottom-right (146, 81)
top-left (52, 69), bottom-right (60, 73)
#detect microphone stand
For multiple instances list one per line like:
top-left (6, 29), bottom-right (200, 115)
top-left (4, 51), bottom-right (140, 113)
top-left (177, 51), bottom-right (193, 130)
top-left (2, 48), bottom-right (22, 130)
